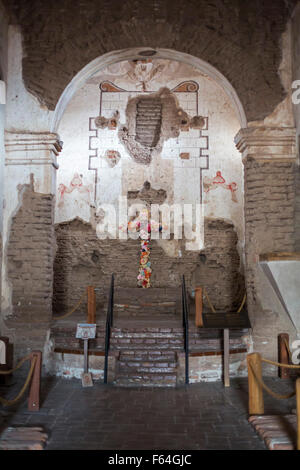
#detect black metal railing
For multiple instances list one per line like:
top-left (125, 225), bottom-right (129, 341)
top-left (181, 275), bottom-right (189, 385)
top-left (104, 273), bottom-right (114, 384)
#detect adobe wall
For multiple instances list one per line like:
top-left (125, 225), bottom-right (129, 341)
top-left (0, 3), bottom-right (299, 371)
top-left (2, 0), bottom-right (297, 121)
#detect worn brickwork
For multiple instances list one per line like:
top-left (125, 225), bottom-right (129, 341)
top-left (120, 88), bottom-right (189, 164)
top-left (192, 220), bottom-right (244, 312)
top-left (135, 98), bottom-right (162, 148)
top-left (2, 0), bottom-right (297, 121)
top-left (244, 159), bottom-right (296, 294)
top-left (243, 159), bottom-right (297, 368)
top-left (53, 217), bottom-right (244, 315)
top-left (6, 180), bottom-right (55, 323)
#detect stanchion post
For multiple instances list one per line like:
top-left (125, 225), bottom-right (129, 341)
top-left (223, 328), bottom-right (230, 388)
top-left (87, 286), bottom-right (96, 324)
top-left (278, 333), bottom-right (290, 379)
top-left (247, 352), bottom-right (264, 415)
top-left (28, 351), bottom-right (42, 411)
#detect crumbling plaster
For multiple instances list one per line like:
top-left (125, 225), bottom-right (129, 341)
top-left (55, 58), bottom-right (244, 245)
top-left (0, 7), bottom-right (299, 369)
top-left (2, 0), bottom-right (297, 122)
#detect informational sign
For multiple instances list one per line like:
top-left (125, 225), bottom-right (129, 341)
top-left (76, 323), bottom-right (96, 340)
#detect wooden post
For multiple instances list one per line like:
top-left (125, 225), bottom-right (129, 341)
top-left (247, 352), bottom-right (264, 415)
top-left (223, 328), bottom-right (230, 387)
top-left (278, 333), bottom-right (290, 379)
top-left (195, 287), bottom-right (203, 327)
top-left (87, 286), bottom-right (96, 324)
top-left (28, 351), bottom-right (42, 412)
top-left (296, 378), bottom-right (300, 450)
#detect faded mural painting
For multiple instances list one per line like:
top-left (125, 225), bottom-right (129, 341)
top-left (56, 58), bottom-right (243, 248)
top-left (58, 173), bottom-right (93, 208)
top-left (203, 171), bottom-right (238, 203)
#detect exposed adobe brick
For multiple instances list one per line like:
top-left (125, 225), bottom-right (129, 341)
top-left (6, 183), bottom-right (55, 323)
top-left (53, 217), bottom-right (245, 315)
top-left (243, 159), bottom-right (298, 368)
top-left (2, 0), bottom-right (297, 121)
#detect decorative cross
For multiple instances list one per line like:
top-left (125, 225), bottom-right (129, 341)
top-left (120, 207), bottom-right (164, 288)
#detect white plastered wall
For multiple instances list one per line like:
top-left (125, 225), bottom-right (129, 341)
top-left (56, 60), bottom-right (244, 250)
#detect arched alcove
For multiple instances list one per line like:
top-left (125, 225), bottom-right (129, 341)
top-left (52, 50), bottom-right (247, 317)
top-left (51, 48), bottom-right (247, 133)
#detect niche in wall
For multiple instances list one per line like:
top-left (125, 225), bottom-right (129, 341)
top-left (118, 87), bottom-right (190, 165)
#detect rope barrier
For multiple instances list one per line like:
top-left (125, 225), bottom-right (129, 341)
top-left (261, 357), bottom-right (300, 369)
top-left (237, 293), bottom-right (246, 313)
top-left (202, 289), bottom-right (246, 315)
top-left (249, 361), bottom-right (296, 400)
top-left (28, 288), bottom-right (88, 323)
top-left (203, 287), bottom-right (216, 313)
top-left (52, 289), bottom-right (87, 320)
top-left (0, 356), bottom-right (37, 407)
top-left (0, 353), bottom-right (31, 375)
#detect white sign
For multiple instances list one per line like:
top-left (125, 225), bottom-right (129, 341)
top-left (76, 323), bottom-right (96, 339)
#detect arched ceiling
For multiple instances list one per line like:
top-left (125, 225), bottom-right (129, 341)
top-left (2, 0), bottom-right (298, 122)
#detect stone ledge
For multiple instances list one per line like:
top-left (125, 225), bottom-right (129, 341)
top-left (235, 127), bottom-right (297, 162)
top-left (259, 252), bottom-right (300, 262)
top-left (5, 131), bottom-right (62, 166)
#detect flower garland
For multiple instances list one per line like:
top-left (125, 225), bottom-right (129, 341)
top-left (120, 208), bottom-right (165, 288)
top-left (138, 239), bottom-right (152, 288)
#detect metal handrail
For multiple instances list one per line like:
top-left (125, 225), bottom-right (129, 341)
top-left (104, 273), bottom-right (114, 384)
top-left (182, 275), bottom-right (189, 385)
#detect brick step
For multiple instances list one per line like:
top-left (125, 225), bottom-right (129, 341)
top-left (118, 354), bottom-right (177, 365)
top-left (110, 336), bottom-right (183, 344)
top-left (110, 340), bottom-right (183, 351)
top-left (111, 331), bottom-right (183, 339)
top-left (118, 363), bottom-right (177, 373)
top-left (114, 372), bottom-right (177, 387)
top-left (114, 304), bottom-right (178, 315)
top-left (50, 327), bottom-right (106, 338)
top-left (189, 328), bottom-right (249, 338)
top-left (119, 351), bottom-right (177, 361)
top-left (189, 338), bottom-right (245, 346)
top-left (112, 327), bottom-right (183, 333)
top-left (53, 338), bottom-right (105, 349)
top-left (51, 334), bottom-right (245, 350)
top-left (51, 326), bottom-right (182, 338)
top-left (113, 310), bottom-right (177, 317)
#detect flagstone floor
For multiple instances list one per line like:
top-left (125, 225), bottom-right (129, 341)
top-left (0, 375), bottom-right (298, 450)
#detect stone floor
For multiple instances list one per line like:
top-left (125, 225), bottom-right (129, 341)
top-left (0, 375), bottom-right (297, 450)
